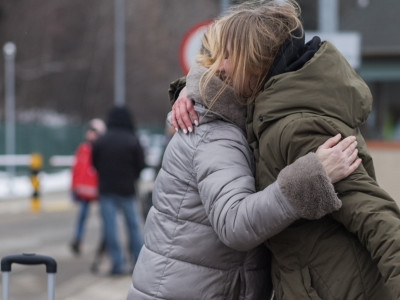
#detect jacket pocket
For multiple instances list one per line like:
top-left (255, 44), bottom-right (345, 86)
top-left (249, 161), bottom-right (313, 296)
top-left (228, 269), bottom-right (241, 300)
top-left (300, 267), bottom-right (323, 300)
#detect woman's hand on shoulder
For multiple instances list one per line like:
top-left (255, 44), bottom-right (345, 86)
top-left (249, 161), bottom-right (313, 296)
top-left (171, 86), bottom-right (199, 134)
top-left (316, 134), bottom-right (361, 183)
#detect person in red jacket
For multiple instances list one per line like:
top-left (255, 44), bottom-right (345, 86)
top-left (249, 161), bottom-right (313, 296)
top-left (70, 118), bottom-right (106, 255)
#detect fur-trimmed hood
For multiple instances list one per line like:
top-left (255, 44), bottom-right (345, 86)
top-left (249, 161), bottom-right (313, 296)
top-left (186, 65), bottom-right (247, 132)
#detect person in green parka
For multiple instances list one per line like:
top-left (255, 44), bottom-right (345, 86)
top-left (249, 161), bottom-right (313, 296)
top-left (170, 1), bottom-right (400, 299)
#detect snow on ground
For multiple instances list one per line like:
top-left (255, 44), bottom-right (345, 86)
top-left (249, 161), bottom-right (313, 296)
top-left (0, 169), bottom-right (70, 199)
top-left (0, 131), bottom-right (166, 199)
top-left (0, 167), bottom-right (156, 200)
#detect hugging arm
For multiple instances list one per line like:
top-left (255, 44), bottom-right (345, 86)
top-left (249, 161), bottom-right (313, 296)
top-left (279, 118), bottom-right (400, 298)
top-left (169, 79), bottom-right (200, 133)
top-left (169, 81), bottom-right (360, 184)
top-left (168, 78), bottom-right (199, 133)
top-left (168, 77), bottom-right (186, 106)
top-left (194, 130), bottom-right (345, 251)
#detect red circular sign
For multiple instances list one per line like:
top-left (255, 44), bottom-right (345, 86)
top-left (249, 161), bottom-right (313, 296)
top-left (179, 20), bottom-right (213, 74)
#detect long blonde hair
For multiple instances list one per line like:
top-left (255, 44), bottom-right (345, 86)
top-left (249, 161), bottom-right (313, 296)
top-left (196, 0), bottom-right (303, 105)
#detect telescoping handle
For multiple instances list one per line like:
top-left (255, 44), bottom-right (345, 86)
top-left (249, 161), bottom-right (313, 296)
top-left (1, 253), bottom-right (57, 300)
top-left (1, 253), bottom-right (57, 273)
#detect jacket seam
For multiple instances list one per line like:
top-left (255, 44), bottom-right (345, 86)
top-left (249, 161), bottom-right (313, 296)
top-left (306, 264), bottom-right (333, 298)
top-left (146, 245), bottom-right (241, 272)
top-left (154, 181), bottom-right (193, 299)
top-left (350, 239), bottom-right (368, 300)
top-left (154, 221), bottom-right (179, 299)
top-left (150, 209), bottom-right (244, 268)
top-left (278, 114), bottom-right (342, 163)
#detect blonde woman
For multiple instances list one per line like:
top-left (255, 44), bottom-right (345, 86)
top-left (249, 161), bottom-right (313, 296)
top-left (171, 1), bottom-right (400, 299)
top-left (127, 6), bottom-right (362, 300)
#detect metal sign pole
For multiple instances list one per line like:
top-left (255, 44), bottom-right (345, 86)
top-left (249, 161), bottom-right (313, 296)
top-left (3, 42), bottom-right (17, 194)
top-left (318, 0), bottom-right (339, 32)
top-left (114, 0), bottom-right (126, 106)
top-left (220, 0), bottom-right (230, 15)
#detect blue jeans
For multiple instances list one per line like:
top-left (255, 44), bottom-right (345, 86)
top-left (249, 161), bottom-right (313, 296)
top-left (99, 194), bottom-right (143, 272)
top-left (73, 201), bottom-right (90, 242)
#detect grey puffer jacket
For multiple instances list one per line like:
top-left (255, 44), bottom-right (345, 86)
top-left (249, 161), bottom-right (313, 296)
top-left (128, 66), bottom-right (339, 300)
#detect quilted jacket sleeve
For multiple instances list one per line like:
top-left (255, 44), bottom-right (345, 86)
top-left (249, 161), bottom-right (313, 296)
top-left (193, 124), bottom-right (339, 252)
top-left (279, 116), bottom-right (400, 298)
top-left (193, 126), bottom-right (296, 251)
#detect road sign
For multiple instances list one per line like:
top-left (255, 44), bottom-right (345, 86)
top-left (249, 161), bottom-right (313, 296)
top-left (305, 31), bottom-right (362, 69)
top-left (179, 20), bottom-right (213, 74)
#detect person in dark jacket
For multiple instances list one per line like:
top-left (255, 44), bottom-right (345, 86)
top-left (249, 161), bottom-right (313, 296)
top-left (92, 106), bottom-right (145, 275)
top-left (169, 1), bottom-right (400, 299)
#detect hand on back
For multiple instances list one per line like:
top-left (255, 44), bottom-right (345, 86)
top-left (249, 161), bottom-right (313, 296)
top-left (316, 134), bottom-right (361, 183)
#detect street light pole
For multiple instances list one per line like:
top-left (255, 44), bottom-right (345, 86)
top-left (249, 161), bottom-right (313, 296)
top-left (114, 0), bottom-right (126, 106)
top-left (220, 0), bottom-right (230, 15)
top-left (318, 0), bottom-right (339, 32)
top-left (3, 42), bottom-right (16, 183)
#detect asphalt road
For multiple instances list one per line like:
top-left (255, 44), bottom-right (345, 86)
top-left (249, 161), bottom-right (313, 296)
top-left (0, 192), bottom-right (134, 300)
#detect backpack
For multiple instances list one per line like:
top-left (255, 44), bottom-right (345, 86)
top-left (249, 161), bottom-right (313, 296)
top-left (71, 142), bottom-right (98, 201)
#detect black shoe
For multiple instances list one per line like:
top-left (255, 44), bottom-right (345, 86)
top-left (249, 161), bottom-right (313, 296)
top-left (70, 240), bottom-right (81, 255)
top-left (108, 266), bottom-right (132, 276)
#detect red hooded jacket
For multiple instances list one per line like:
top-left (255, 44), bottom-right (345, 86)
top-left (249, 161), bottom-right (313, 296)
top-left (71, 142), bottom-right (98, 201)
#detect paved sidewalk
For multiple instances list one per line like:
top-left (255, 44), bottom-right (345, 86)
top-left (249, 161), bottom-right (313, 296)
top-left (0, 190), bottom-right (73, 215)
top-left (56, 248), bottom-right (133, 300)
top-left (58, 273), bottom-right (132, 300)
top-left (0, 190), bottom-right (135, 300)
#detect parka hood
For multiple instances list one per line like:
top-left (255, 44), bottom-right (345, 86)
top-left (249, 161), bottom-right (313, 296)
top-left (252, 41), bottom-right (372, 129)
top-left (106, 106), bottom-right (134, 131)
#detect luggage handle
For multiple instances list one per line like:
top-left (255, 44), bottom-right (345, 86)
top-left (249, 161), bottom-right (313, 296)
top-left (1, 253), bottom-right (57, 300)
top-left (1, 253), bottom-right (57, 273)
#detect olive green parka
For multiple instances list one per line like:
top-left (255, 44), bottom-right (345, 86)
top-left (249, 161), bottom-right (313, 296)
top-left (247, 41), bottom-right (400, 299)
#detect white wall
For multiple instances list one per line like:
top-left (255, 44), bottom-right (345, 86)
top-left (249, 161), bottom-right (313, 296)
top-left (369, 147), bottom-right (400, 205)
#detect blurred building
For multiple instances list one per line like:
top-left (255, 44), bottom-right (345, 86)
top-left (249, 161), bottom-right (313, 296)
top-left (0, 0), bottom-right (398, 139)
top-left (0, 0), bottom-right (400, 199)
top-left (295, 0), bottom-right (400, 201)
top-left (300, 0), bottom-right (400, 140)
top-left (0, 0), bottom-right (219, 128)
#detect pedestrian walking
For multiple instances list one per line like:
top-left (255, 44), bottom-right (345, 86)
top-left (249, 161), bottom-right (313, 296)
top-left (92, 106), bottom-right (145, 275)
top-left (70, 118), bottom-right (106, 255)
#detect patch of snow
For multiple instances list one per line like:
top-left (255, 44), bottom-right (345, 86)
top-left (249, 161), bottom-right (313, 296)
top-left (0, 169), bottom-right (70, 199)
top-left (18, 109), bottom-right (78, 126)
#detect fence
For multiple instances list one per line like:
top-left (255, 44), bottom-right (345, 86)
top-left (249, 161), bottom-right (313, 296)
top-left (0, 123), bottom-right (83, 173)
